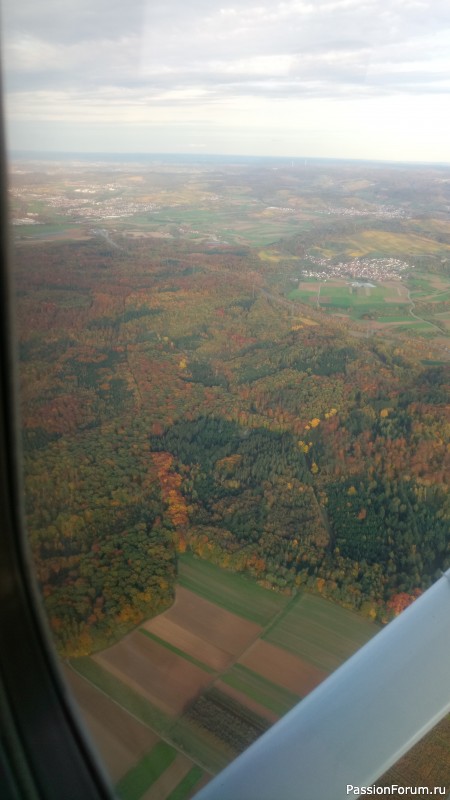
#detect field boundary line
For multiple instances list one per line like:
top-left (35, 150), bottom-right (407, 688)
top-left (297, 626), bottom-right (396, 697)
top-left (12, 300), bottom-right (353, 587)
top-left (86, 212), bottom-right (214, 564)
top-left (66, 661), bottom-right (215, 777)
top-left (260, 591), bottom-right (301, 640)
top-left (233, 591), bottom-right (301, 671)
top-left (138, 629), bottom-right (216, 675)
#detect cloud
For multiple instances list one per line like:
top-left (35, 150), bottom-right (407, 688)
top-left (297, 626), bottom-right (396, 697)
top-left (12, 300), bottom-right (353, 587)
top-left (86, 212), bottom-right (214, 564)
top-left (2, 0), bottom-right (450, 158)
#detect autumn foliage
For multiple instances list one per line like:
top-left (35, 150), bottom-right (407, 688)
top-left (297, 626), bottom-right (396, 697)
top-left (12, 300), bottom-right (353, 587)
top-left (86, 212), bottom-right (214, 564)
top-left (14, 234), bottom-right (450, 654)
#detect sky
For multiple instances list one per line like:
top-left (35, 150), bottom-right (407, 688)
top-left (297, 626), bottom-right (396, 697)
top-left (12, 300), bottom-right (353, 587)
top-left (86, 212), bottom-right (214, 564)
top-left (2, 0), bottom-right (450, 162)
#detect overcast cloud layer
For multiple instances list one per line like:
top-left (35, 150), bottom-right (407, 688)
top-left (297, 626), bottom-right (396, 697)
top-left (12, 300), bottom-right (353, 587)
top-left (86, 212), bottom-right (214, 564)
top-left (3, 0), bottom-right (450, 161)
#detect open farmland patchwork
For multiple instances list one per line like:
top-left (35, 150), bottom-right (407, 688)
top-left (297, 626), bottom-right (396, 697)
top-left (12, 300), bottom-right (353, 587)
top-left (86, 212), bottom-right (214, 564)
top-left (63, 665), bottom-right (161, 783)
top-left (143, 586), bottom-right (262, 671)
top-left (219, 664), bottom-right (300, 718)
top-left (239, 640), bottom-right (328, 697)
top-left (141, 618), bottom-right (229, 672)
top-left (214, 679), bottom-right (279, 723)
top-left (94, 630), bottom-right (213, 716)
top-left (72, 556), bottom-right (382, 799)
top-left (178, 553), bottom-right (289, 625)
top-left (314, 229), bottom-right (450, 258)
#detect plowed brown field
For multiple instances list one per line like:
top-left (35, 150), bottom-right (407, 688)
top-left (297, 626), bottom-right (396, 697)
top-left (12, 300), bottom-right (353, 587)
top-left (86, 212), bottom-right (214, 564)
top-left (239, 640), bottom-right (328, 697)
top-left (144, 616), bottom-right (232, 671)
top-left (143, 587), bottom-right (262, 669)
top-left (94, 631), bottom-right (213, 716)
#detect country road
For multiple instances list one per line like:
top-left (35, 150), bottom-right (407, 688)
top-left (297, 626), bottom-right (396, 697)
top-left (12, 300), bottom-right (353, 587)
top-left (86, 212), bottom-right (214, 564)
top-left (406, 289), bottom-right (444, 333)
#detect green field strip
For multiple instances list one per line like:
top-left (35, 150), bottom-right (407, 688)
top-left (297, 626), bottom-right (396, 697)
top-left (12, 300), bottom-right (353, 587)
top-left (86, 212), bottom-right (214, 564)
top-left (138, 629), bottom-right (215, 674)
top-left (263, 626), bottom-right (361, 672)
top-left (263, 594), bottom-right (377, 671)
top-left (375, 315), bottom-right (411, 323)
top-left (288, 290), bottom-right (316, 301)
top-left (70, 657), bottom-right (172, 734)
top-left (397, 321), bottom-right (437, 331)
top-left (423, 289), bottom-right (450, 301)
top-left (14, 222), bottom-right (72, 235)
top-left (407, 278), bottom-right (437, 293)
top-left (290, 291), bottom-right (391, 312)
top-left (169, 717), bottom-right (231, 774)
top-left (274, 596), bottom-right (378, 647)
top-left (262, 628), bottom-right (340, 672)
top-left (116, 742), bottom-right (177, 800)
top-left (222, 664), bottom-right (300, 716)
top-left (324, 299), bottom-right (388, 310)
top-left (261, 592), bottom-right (302, 638)
top-left (296, 595), bottom-right (377, 640)
top-left (165, 766), bottom-right (204, 800)
top-left (178, 553), bottom-right (288, 626)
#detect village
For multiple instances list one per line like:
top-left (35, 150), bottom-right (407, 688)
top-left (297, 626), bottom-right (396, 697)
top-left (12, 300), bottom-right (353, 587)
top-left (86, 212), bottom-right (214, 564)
top-left (300, 254), bottom-right (413, 282)
top-left (321, 204), bottom-right (407, 219)
top-left (10, 182), bottom-right (161, 223)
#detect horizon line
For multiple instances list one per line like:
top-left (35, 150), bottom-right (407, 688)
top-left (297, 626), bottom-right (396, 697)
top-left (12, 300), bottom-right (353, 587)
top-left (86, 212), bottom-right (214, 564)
top-left (8, 150), bottom-right (450, 169)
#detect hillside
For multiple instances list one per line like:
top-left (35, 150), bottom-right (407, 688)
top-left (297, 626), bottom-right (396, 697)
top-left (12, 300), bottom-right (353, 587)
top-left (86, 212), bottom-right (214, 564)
top-left (12, 175), bottom-right (450, 655)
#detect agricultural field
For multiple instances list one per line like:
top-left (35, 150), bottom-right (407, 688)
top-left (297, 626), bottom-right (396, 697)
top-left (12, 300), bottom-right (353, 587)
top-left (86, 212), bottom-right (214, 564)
top-left (94, 630), bottom-right (213, 717)
top-left (288, 270), bottom-right (450, 340)
top-left (290, 281), bottom-right (392, 313)
top-left (63, 666), bottom-right (160, 783)
top-left (143, 586), bottom-right (262, 671)
top-left (311, 229), bottom-right (450, 259)
top-left (14, 158), bottom-right (450, 799)
top-left (70, 555), bottom-right (381, 800)
top-left (238, 641), bottom-right (328, 697)
top-left (10, 163), bottom-right (311, 248)
top-left (140, 757), bottom-right (200, 800)
top-left (263, 593), bottom-right (376, 672)
top-left (178, 553), bottom-right (289, 626)
top-left (219, 664), bottom-right (301, 717)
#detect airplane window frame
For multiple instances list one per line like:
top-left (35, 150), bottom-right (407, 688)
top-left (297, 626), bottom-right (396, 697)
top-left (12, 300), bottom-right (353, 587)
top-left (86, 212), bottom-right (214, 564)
top-left (0, 81), bottom-right (115, 800)
top-left (1, 29), bottom-right (449, 798)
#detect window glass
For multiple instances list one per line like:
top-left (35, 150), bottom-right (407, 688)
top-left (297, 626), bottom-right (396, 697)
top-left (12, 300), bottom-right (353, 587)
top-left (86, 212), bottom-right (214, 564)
top-left (2, 1), bottom-right (449, 798)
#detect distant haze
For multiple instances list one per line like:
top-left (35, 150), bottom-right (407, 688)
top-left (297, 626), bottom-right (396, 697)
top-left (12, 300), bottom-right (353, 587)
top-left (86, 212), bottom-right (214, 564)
top-left (2, 0), bottom-right (450, 163)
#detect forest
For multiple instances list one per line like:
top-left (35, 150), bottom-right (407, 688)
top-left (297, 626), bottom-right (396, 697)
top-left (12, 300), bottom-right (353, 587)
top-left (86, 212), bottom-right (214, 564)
top-left (12, 162), bottom-right (450, 656)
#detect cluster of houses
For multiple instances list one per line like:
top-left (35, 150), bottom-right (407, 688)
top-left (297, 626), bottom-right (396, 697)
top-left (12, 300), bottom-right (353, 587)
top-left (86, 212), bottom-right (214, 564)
top-left (301, 255), bottom-right (413, 281)
top-left (320, 204), bottom-right (406, 219)
top-left (11, 184), bottom-right (160, 223)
